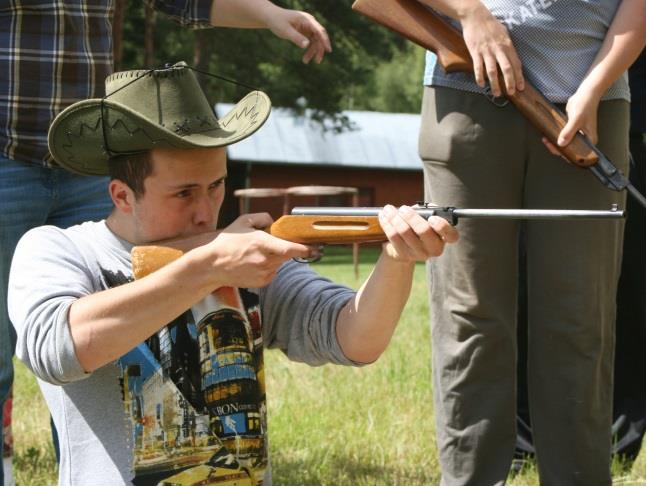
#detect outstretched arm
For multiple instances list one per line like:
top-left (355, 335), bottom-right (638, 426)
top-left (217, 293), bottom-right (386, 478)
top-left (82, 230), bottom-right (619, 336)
top-left (210, 0), bottom-right (332, 64)
top-left (336, 205), bottom-right (459, 363)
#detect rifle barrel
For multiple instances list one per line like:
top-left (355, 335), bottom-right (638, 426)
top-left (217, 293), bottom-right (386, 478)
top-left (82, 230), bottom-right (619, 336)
top-left (291, 206), bottom-right (625, 220)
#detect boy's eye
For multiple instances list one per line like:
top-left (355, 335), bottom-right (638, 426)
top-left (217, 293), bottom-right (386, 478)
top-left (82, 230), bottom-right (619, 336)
top-left (209, 179), bottom-right (225, 190)
top-left (176, 190), bottom-right (191, 198)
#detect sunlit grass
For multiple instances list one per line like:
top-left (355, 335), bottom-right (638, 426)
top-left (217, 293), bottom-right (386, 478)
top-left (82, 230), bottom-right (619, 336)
top-left (11, 361), bottom-right (58, 485)
top-left (9, 246), bottom-right (646, 485)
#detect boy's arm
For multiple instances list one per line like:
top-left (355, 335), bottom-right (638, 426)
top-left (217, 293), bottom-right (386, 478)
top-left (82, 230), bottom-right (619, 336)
top-left (336, 205), bottom-right (458, 363)
top-left (69, 214), bottom-right (310, 373)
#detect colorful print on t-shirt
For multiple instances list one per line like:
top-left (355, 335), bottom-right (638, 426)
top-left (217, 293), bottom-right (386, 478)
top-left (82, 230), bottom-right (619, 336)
top-left (118, 287), bottom-right (267, 485)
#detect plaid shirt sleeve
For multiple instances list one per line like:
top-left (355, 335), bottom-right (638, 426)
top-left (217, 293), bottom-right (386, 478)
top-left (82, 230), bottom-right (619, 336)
top-left (147, 0), bottom-right (214, 28)
top-left (1, 0), bottom-right (215, 167)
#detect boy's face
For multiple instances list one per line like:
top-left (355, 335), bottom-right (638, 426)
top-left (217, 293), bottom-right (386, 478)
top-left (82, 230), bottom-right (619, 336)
top-left (129, 147), bottom-right (227, 243)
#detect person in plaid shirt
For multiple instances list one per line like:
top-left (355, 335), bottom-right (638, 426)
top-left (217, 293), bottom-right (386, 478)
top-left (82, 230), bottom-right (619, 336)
top-left (0, 1), bottom-right (331, 482)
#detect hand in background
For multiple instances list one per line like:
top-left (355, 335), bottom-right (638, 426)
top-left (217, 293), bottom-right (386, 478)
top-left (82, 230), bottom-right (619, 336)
top-left (210, 0), bottom-right (331, 64)
top-left (542, 84), bottom-right (601, 158)
top-left (266, 8), bottom-right (332, 64)
top-left (459, 4), bottom-right (524, 96)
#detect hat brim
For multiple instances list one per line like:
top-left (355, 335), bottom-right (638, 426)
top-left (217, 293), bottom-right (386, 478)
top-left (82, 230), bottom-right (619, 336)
top-left (48, 91), bottom-right (270, 176)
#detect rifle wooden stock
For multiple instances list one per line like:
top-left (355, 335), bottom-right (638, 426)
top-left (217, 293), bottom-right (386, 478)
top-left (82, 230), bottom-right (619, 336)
top-left (131, 231), bottom-right (219, 279)
top-left (132, 245), bottom-right (185, 279)
top-left (352, 0), bottom-right (598, 167)
top-left (130, 216), bottom-right (387, 279)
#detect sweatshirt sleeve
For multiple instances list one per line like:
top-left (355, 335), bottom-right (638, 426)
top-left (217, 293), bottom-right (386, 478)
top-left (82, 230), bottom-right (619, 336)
top-left (259, 261), bottom-right (360, 367)
top-left (8, 226), bottom-right (97, 385)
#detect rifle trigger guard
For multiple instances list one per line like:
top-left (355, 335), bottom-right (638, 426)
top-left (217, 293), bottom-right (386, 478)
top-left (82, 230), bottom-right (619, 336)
top-left (293, 256), bottom-right (320, 264)
top-left (483, 86), bottom-right (509, 108)
top-left (292, 245), bottom-right (324, 264)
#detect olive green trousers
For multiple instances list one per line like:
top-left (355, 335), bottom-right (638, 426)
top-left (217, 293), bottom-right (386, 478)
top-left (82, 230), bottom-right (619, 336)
top-left (420, 86), bottom-right (629, 486)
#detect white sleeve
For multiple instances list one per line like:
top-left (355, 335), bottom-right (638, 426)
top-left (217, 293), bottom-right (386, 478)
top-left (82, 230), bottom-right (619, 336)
top-left (8, 226), bottom-right (97, 385)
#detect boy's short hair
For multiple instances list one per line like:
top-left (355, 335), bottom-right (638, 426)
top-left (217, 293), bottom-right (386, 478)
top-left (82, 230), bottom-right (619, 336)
top-left (108, 152), bottom-right (153, 199)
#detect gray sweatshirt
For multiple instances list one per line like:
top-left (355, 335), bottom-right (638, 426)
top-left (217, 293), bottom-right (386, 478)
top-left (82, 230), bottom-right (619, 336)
top-left (8, 221), bottom-right (356, 485)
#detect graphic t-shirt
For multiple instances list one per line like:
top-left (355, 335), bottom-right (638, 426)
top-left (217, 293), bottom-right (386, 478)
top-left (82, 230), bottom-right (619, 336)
top-left (9, 221), bottom-right (356, 485)
top-left (117, 287), bottom-right (268, 486)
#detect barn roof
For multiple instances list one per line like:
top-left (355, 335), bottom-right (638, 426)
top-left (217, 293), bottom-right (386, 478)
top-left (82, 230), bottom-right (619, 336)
top-left (215, 104), bottom-right (422, 171)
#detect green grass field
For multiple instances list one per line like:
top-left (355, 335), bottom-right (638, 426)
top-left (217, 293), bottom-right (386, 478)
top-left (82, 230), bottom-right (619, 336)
top-left (10, 247), bottom-right (646, 485)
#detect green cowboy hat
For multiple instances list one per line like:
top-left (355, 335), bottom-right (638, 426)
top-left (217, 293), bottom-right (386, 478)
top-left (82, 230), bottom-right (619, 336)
top-left (48, 61), bottom-right (271, 176)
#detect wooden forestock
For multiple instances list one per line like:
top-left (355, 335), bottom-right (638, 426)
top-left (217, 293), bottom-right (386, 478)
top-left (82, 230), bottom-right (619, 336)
top-left (269, 215), bottom-right (386, 244)
top-left (351, 0), bottom-right (598, 167)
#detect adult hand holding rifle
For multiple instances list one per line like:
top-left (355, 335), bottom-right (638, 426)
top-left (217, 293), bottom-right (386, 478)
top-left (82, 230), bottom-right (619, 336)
top-left (411, 1), bottom-right (526, 98)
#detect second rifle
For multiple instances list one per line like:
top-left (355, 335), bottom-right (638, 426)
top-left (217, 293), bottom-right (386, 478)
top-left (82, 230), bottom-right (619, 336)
top-left (351, 0), bottom-right (646, 208)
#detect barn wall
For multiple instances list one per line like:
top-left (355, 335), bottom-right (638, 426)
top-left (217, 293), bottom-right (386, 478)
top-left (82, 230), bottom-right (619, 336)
top-left (229, 163), bottom-right (423, 219)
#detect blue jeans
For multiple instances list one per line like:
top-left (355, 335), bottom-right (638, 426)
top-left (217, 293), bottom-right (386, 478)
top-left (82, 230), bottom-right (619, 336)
top-left (0, 155), bottom-right (112, 481)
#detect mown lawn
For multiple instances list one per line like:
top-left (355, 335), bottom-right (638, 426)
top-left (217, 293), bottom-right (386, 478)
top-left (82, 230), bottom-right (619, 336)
top-left (10, 246), bottom-right (646, 485)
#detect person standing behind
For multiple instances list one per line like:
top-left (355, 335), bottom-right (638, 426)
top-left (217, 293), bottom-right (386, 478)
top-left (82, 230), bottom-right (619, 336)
top-left (613, 48), bottom-right (646, 463)
top-left (513, 49), bottom-right (646, 467)
top-left (417, 0), bottom-right (646, 484)
top-left (0, 1), bottom-right (331, 482)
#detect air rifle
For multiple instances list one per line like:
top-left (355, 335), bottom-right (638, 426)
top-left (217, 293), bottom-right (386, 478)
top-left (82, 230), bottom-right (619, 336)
top-left (269, 205), bottom-right (624, 243)
top-left (351, 0), bottom-right (646, 208)
top-left (131, 205), bottom-right (624, 277)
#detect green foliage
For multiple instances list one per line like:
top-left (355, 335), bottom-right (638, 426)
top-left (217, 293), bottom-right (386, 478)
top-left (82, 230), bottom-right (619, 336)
top-left (351, 44), bottom-right (426, 113)
top-left (117, 0), bottom-right (421, 129)
top-left (267, 251), bottom-right (442, 484)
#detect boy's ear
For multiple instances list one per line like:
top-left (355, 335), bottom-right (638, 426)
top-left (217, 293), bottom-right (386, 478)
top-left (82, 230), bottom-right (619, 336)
top-left (109, 179), bottom-right (136, 214)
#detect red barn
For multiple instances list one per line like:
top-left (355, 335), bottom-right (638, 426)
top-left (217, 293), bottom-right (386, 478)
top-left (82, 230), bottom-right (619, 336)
top-left (215, 105), bottom-right (424, 226)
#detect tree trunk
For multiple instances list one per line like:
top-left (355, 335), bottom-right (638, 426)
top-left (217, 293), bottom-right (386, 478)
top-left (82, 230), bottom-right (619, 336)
top-left (112, 0), bottom-right (127, 71)
top-left (144, 3), bottom-right (155, 68)
top-left (193, 30), bottom-right (213, 84)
